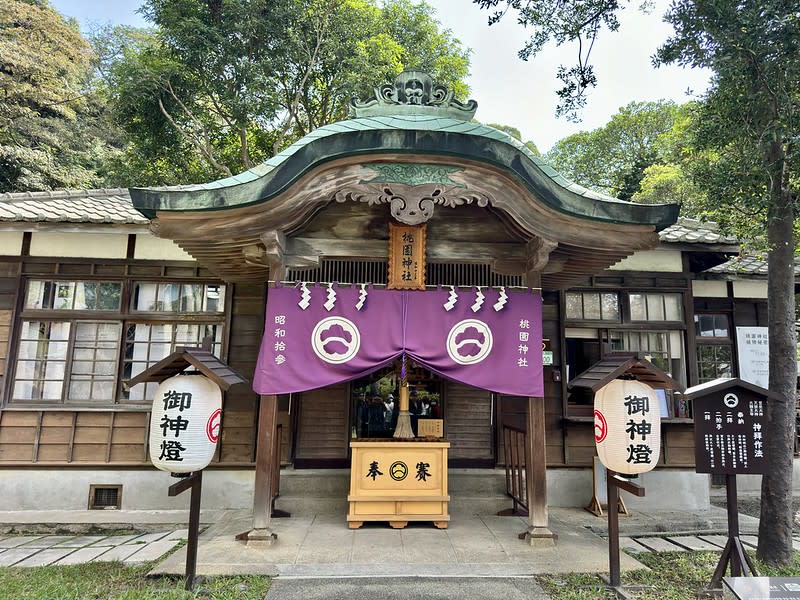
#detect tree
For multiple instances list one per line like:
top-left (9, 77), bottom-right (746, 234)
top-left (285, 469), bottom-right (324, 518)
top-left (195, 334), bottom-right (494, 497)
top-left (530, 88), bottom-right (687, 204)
top-left (0, 0), bottom-right (119, 192)
top-left (485, 122), bottom-right (540, 155)
top-left (474, 0), bottom-right (625, 121)
top-left (476, 0), bottom-right (799, 565)
top-left (656, 1), bottom-right (799, 565)
top-left (100, 0), bottom-right (471, 185)
top-left (543, 101), bottom-right (686, 200)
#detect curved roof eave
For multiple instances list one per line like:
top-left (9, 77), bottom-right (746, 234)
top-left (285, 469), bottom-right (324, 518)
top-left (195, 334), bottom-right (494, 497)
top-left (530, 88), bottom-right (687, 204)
top-left (129, 115), bottom-right (679, 231)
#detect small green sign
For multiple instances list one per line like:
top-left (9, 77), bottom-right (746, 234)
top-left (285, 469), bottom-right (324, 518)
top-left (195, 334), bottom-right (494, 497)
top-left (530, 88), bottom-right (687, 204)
top-left (542, 351), bottom-right (553, 366)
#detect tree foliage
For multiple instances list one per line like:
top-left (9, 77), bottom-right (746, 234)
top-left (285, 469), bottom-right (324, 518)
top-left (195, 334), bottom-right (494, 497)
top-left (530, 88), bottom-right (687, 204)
top-left (473, 0), bottom-right (625, 120)
top-left (543, 100), bottom-right (688, 200)
top-left (485, 122), bottom-right (540, 155)
top-left (0, 0), bottom-right (120, 192)
top-left (654, 0), bottom-right (799, 565)
top-left (479, 0), bottom-right (798, 566)
top-left (100, 0), bottom-right (471, 185)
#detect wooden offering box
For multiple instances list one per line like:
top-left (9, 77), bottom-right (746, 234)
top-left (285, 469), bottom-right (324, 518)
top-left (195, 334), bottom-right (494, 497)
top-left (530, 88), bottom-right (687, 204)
top-left (347, 439), bottom-right (450, 529)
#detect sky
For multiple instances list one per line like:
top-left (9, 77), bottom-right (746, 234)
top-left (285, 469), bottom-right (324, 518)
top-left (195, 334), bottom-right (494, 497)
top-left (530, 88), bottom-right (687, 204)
top-left (51, 0), bottom-right (712, 153)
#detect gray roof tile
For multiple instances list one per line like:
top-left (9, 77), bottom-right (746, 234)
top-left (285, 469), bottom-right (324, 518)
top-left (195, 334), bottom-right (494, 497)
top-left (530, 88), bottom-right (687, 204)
top-left (658, 217), bottom-right (739, 245)
top-left (0, 189), bottom-right (147, 224)
top-left (709, 254), bottom-right (800, 276)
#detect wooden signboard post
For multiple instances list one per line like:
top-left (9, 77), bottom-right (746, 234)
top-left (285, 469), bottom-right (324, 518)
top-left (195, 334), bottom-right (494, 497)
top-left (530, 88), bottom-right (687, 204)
top-left (685, 378), bottom-right (776, 591)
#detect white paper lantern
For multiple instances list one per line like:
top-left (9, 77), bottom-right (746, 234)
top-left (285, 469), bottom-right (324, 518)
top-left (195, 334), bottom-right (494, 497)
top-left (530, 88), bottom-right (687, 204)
top-left (594, 378), bottom-right (661, 475)
top-left (149, 374), bottom-right (222, 473)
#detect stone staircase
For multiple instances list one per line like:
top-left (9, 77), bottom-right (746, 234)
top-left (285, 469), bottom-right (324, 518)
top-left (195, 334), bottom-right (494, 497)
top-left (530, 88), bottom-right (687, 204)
top-left (273, 468), bottom-right (513, 516)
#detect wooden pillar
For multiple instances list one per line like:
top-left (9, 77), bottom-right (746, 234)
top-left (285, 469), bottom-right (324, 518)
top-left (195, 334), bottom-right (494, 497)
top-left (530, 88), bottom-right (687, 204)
top-left (522, 395), bottom-right (556, 544)
top-left (241, 230), bottom-right (286, 543)
top-left (522, 244), bottom-right (556, 545)
top-left (244, 394), bottom-right (279, 543)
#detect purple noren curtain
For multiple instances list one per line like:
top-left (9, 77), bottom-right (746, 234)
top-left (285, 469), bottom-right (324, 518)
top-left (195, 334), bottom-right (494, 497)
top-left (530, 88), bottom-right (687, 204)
top-left (253, 284), bottom-right (543, 397)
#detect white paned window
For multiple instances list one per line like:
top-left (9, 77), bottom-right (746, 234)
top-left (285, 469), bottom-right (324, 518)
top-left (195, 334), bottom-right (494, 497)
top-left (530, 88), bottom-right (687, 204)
top-left (565, 292), bottom-right (620, 321)
top-left (11, 279), bottom-right (226, 406)
top-left (122, 322), bottom-right (224, 402)
top-left (628, 292), bottom-right (683, 322)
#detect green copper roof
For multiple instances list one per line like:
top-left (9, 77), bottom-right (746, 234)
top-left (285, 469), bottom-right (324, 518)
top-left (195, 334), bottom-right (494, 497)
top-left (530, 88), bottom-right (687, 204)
top-left (130, 114), bottom-right (678, 230)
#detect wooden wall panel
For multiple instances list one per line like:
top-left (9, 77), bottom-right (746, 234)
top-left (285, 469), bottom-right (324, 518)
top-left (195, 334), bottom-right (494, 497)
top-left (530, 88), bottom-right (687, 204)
top-left (294, 383), bottom-right (349, 464)
top-left (565, 423), bottom-right (595, 466)
top-left (0, 410), bottom-right (152, 465)
top-left (71, 444), bottom-right (107, 462)
top-left (217, 282), bottom-right (263, 464)
top-left (445, 382), bottom-right (493, 463)
top-left (664, 425), bottom-right (696, 467)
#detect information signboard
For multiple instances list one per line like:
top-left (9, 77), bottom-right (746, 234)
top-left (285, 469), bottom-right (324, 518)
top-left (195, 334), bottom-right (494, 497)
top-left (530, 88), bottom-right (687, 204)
top-left (689, 379), bottom-right (769, 475)
top-left (736, 326), bottom-right (769, 388)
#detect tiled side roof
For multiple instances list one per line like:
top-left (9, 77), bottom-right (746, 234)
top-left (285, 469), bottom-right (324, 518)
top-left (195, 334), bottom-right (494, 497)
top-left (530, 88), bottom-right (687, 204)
top-left (0, 188), bottom-right (147, 224)
top-left (658, 217), bottom-right (739, 244)
top-left (709, 254), bottom-right (800, 276)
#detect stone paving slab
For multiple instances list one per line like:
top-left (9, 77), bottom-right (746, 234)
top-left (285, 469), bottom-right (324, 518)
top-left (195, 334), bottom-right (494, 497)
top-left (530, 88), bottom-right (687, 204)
top-left (618, 537), bottom-right (651, 553)
top-left (265, 576), bottom-right (550, 599)
top-left (55, 546), bottom-right (112, 565)
top-left (14, 548), bottom-right (75, 567)
top-left (0, 536), bottom-right (41, 549)
top-left (55, 535), bottom-right (108, 548)
top-left (633, 537), bottom-right (687, 552)
top-left (24, 535), bottom-right (74, 548)
top-left (92, 544), bottom-right (143, 562)
top-left (165, 529), bottom-right (188, 541)
top-left (93, 534), bottom-right (143, 546)
top-left (697, 535), bottom-right (729, 549)
top-left (0, 548), bottom-right (40, 566)
top-left (150, 510), bottom-right (645, 578)
top-left (666, 536), bottom-right (723, 551)
top-left (123, 539), bottom-right (181, 564)
top-left (129, 532), bottom-right (171, 545)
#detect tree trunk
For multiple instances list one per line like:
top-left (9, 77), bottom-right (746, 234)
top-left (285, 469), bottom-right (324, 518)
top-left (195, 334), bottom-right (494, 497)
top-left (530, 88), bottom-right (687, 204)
top-left (756, 140), bottom-right (797, 566)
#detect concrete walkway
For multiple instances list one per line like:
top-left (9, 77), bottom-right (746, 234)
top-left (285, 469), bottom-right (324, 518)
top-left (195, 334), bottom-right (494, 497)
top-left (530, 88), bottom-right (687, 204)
top-left (149, 504), bottom-right (759, 579)
top-left (0, 504), bottom-right (770, 599)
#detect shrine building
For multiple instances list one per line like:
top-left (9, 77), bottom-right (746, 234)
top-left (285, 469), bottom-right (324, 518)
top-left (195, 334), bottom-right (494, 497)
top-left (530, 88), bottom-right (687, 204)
top-left (0, 72), bottom-right (783, 533)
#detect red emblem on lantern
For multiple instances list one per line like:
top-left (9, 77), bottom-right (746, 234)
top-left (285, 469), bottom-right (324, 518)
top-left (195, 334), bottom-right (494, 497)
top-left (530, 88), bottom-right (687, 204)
top-left (594, 409), bottom-right (608, 443)
top-left (206, 408), bottom-right (221, 443)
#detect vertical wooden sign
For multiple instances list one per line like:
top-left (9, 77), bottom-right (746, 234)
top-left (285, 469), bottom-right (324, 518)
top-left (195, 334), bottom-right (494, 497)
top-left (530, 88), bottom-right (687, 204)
top-left (387, 223), bottom-right (426, 290)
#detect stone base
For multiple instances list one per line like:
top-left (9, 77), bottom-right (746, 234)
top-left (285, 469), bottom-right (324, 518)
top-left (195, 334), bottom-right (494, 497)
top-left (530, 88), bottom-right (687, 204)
top-left (235, 528), bottom-right (277, 546)
top-left (519, 526), bottom-right (558, 547)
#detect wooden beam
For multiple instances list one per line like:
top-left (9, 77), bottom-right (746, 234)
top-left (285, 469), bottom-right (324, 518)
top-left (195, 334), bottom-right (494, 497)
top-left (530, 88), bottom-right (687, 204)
top-left (526, 238), bottom-right (558, 273)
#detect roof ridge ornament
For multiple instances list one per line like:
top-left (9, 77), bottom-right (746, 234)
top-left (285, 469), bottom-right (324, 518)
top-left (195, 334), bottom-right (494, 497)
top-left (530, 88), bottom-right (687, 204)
top-left (349, 70), bottom-right (477, 120)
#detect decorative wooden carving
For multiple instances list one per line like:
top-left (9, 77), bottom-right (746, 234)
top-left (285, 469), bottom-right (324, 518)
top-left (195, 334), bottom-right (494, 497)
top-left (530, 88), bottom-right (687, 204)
top-left (387, 223), bottom-right (426, 290)
top-left (334, 183), bottom-right (490, 226)
top-left (349, 70), bottom-right (477, 120)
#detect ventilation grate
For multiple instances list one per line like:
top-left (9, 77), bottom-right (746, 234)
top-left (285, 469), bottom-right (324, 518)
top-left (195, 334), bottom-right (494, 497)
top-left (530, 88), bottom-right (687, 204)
top-left (287, 259), bottom-right (523, 287)
top-left (89, 485), bottom-right (122, 510)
